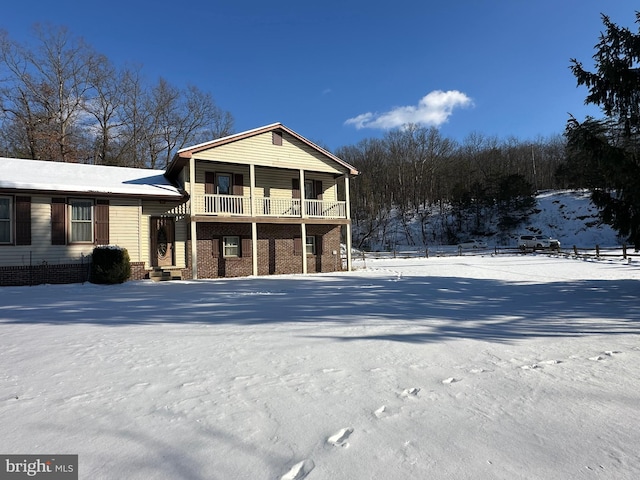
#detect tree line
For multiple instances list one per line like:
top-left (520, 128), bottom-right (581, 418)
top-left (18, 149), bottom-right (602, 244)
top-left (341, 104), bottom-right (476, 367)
top-left (0, 25), bottom-right (233, 168)
top-left (337, 126), bottom-right (566, 248)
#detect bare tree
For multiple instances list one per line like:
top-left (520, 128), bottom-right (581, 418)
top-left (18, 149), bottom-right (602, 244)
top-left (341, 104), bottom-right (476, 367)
top-left (1, 25), bottom-right (234, 167)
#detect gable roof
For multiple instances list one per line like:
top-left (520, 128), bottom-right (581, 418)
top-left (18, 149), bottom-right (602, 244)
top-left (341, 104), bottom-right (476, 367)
top-left (0, 157), bottom-right (185, 199)
top-left (166, 123), bottom-right (359, 177)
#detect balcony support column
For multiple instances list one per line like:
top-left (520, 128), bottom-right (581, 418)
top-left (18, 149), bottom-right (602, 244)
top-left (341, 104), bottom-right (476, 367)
top-left (301, 222), bottom-right (307, 275)
top-left (344, 175), bottom-right (353, 272)
top-left (189, 155), bottom-right (198, 279)
top-left (250, 164), bottom-right (258, 276)
top-left (251, 222), bottom-right (258, 276)
top-left (299, 169), bottom-right (306, 219)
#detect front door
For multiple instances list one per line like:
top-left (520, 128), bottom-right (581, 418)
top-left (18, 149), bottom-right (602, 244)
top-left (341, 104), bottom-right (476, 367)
top-left (151, 217), bottom-right (175, 267)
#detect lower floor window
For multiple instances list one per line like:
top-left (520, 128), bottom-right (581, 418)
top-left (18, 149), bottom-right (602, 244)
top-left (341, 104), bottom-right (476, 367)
top-left (223, 236), bottom-right (240, 257)
top-left (70, 199), bottom-right (94, 243)
top-left (306, 235), bottom-right (316, 255)
top-left (0, 197), bottom-right (10, 243)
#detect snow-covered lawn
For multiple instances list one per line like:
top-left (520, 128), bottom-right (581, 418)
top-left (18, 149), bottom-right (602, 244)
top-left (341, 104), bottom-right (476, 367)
top-left (1, 254), bottom-right (639, 479)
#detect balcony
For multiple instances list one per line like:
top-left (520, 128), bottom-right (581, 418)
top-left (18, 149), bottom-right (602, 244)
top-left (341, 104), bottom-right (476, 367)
top-left (191, 194), bottom-right (347, 219)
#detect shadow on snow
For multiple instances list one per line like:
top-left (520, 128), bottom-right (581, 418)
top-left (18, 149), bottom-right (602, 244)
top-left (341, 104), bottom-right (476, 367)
top-left (1, 270), bottom-right (638, 344)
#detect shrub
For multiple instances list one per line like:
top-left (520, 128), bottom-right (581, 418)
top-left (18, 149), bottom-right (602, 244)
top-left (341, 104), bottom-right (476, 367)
top-left (90, 246), bottom-right (131, 284)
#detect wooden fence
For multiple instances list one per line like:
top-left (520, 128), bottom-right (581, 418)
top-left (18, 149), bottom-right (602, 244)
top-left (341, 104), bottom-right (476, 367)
top-left (346, 244), bottom-right (638, 263)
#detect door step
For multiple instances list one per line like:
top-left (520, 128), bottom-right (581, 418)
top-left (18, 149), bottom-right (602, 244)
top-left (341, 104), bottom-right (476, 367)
top-left (149, 267), bottom-right (182, 282)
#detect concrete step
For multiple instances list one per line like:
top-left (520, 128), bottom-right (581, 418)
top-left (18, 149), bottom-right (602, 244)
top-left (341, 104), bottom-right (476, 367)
top-left (149, 268), bottom-right (182, 282)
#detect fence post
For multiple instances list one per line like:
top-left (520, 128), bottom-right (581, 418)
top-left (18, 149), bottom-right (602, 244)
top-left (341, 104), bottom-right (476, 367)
top-left (623, 244), bottom-right (627, 259)
top-left (425, 248), bottom-right (429, 258)
top-left (573, 245), bottom-right (578, 256)
top-left (596, 244), bottom-right (600, 258)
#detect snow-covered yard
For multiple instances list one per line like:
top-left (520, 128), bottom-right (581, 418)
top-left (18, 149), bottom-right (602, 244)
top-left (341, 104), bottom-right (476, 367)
top-left (1, 254), bottom-right (639, 479)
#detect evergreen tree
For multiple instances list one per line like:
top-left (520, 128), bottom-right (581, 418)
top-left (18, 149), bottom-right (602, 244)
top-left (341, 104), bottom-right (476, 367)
top-left (566, 12), bottom-right (640, 249)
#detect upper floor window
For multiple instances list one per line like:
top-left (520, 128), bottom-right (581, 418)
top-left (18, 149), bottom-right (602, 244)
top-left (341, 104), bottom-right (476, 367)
top-left (304, 179), bottom-right (315, 200)
top-left (70, 199), bottom-right (94, 243)
top-left (217, 174), bottom-right (232, 195)
top-left (0, 197), bottom-right (11, 243)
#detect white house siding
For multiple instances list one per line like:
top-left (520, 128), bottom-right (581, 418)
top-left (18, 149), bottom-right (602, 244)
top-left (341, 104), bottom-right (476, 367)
top-left (109, 199), bottom-right (142, 262)
top-left (0, 196), bottom-right (188, 270)
top-left (192, 131), bottom-right (344, 174)
top-left (0, 196), bottom-right (94, 267)
top-left (188, 161), bottom-right (338, 203)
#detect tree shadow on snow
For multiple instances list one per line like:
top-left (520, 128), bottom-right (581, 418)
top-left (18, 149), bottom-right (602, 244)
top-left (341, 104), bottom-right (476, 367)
top-left (1, 270), bottom-right (639, 344)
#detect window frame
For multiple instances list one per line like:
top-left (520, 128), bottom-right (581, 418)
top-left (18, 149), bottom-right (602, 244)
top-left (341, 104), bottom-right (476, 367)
top-left (305, 235), bottom-right (316, 255)
top-left (69, 198), bottom-right (95, 244)
top-left (0, 196), bottom-right (12, 244)
top-left (216, 173), bottom-right (233, 195)
top-left (223, 235), bottom-right (240, 258)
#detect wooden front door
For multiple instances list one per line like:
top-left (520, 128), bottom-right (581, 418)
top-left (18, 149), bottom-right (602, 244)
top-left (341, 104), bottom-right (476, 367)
top-left (151, 217), bottom-right (175, 267)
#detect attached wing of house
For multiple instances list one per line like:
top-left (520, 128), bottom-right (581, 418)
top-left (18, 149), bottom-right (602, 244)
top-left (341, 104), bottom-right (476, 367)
top-left (0, 158), bottom-right (187, 285)
top-left (0, 123), bottom-right (358, 285)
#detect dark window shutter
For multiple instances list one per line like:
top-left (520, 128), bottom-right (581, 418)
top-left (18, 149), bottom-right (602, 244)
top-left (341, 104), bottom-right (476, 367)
top-left (293, 237), bottom-right (302, 256)
top-left (272, 131), bottom-right (283, 146)
top-left (241, 238), bottom-right (252, 258)
top-left (95, 200), bottom-right (109, 245)
top-left (314, 180), bottom-right (323, 200)
top-left (205, 172), bottom-right (215, 194)
top-left (211, 238), bottom-right (220, 257)
top-left (292, 179), bottom-right (300, 199)
top-left (51, 198), bottom-right (66, 245)
top-left (15, 196), bottom-right (31, 245)
top-left (233, 174), bottom-right (244, 196)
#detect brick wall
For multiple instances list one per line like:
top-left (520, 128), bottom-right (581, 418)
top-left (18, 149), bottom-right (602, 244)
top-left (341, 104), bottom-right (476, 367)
top-left (187, 222), bottom-right (343, 279)
top-left (1, 261), bottom-right (148, 286)
top-left (0, 263), bottom-right (91, 286)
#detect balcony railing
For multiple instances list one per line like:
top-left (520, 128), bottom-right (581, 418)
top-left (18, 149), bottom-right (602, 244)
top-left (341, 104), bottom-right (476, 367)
top-left (192, 194), bottom-right (347, 219)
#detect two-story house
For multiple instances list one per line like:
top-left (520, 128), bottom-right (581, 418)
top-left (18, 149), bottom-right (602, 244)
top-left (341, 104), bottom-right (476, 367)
top-left (0, 123), bottom-right (359, 285)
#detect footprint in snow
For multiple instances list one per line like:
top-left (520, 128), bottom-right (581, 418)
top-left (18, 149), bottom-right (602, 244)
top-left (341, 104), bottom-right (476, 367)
top-left (540, 360), bottom-right (561, 365)
top-left (400, 387), bottom-right (420, 398)
top-left (281, 459), bottom-right (315, 480)
top-left (520, 364), bottom-right (540, 370)
top-left (589, 355), bottom-right (605, 361)
top-left (327, 427), bottom-right (354, 448)
top-left (442, 377), bottom-right (459, 384)
top-left (374, 405), bottom-right (388, 418)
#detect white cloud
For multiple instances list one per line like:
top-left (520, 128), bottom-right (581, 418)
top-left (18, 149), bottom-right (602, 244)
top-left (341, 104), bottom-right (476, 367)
top-left (345, 90), bottom-right (473, 130)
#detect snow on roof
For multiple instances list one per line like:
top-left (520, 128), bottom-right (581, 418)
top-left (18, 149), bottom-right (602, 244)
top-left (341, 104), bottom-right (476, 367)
top-left (0, 158), bottom-right (184, 198)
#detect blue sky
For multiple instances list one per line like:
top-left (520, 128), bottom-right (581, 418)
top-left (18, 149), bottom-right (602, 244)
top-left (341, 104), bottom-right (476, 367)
top-left (3, 1), bottom-right (637, 151)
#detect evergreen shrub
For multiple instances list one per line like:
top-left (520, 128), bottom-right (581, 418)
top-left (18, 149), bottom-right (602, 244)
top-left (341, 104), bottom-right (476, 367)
top-left (91, 246), bottom-right (131, 284)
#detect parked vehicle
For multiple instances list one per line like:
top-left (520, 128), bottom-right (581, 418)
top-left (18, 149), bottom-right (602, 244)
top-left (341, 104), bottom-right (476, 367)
top-left (458, 239), bottom-right (488, 249)
top-left (518, 234), bottom-right (561, 250)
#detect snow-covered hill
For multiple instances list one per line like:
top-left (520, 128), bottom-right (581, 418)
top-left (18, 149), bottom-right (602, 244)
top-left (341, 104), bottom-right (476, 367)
top-left (522, 190), bottom-right (620, 248)
top-left (359, 189), bottom-right (622, 250)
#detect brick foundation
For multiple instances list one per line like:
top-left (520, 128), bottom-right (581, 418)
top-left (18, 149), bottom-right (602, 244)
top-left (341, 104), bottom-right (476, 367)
top-left (0, 262), bottom-right (90, 286)
top-left (1, 261), bottom-right (148, 286)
